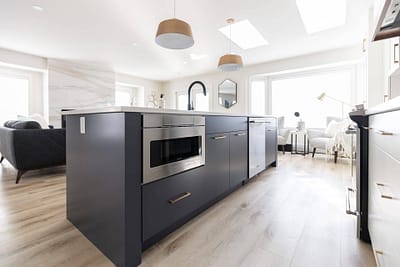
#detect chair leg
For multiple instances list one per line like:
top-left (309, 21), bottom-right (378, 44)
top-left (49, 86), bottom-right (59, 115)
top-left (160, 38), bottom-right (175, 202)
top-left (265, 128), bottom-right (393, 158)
top-left (0, 156), bottom-right (4, 163)
top-left (282, 145), bottom-right (285, 154)
top-left (15, 170), bottom-right (26, 184)
top-left (334, 151), bottom-right (338, 164)
top-left (312, 147), bottom-right (316, 158)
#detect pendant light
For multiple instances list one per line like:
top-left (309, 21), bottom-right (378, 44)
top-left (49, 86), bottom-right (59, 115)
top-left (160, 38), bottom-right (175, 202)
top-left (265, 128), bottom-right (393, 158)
top-left (218, 18), bottom-right (243, 71)
top-left (155, 0), bottom-right (194, 49)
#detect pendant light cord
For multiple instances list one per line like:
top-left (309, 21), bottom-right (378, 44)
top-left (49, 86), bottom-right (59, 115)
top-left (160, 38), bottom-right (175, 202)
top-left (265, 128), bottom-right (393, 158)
top-left (174, 0), bottom-right (176, 17)
top-left (229, 24), bottom-right (232, 53)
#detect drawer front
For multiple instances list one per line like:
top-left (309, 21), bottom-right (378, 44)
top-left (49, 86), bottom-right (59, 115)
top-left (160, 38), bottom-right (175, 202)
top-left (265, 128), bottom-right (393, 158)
top-left (368, 143), bottom-right (400, 266)
top-left (369, 143), bottom-right (400, 202)
top-left (206, 116), bottom-right (247, 134)
top-left (142, 167), bottom-right (205, 242)
top-left (370, 111), bottom-right (400, 162)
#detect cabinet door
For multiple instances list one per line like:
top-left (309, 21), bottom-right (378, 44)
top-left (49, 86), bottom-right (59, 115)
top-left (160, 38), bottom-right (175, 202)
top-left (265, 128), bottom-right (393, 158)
top-left (229, 131), bottom-right (248, 188)
top-left (203, 133), bottom-right (230, 201)
top-left (265, 127), bottom-right (277, 166)
top-left (389, 37), bottom-right (400, 74)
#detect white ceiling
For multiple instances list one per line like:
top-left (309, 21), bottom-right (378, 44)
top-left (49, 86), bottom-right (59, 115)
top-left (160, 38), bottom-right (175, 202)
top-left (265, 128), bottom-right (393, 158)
top-left (0, 0), bottom-right (370, 81)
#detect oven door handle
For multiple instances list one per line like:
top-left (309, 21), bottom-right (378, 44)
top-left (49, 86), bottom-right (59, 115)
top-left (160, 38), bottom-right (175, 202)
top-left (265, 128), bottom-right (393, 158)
top-left (346, 187), bottom-right (359, 216)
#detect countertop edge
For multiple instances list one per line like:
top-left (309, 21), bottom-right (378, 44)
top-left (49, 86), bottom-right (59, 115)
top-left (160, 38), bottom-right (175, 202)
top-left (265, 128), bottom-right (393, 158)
top-left (61, 106), bottom-right (276, 118)
top-left (366, 96), bottom-right (400, 116)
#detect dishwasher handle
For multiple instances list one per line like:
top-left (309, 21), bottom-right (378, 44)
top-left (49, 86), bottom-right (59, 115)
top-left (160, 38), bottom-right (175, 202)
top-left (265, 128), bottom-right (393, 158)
top-left (249, 119), bottom-right (270, 124)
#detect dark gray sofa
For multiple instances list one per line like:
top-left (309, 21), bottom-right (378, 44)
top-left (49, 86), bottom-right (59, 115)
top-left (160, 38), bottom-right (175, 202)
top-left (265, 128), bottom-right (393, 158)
top-left (0, 123), bottom-right (66, 183)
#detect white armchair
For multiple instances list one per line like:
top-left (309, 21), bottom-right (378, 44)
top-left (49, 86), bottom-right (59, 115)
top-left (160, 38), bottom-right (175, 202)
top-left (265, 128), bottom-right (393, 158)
top-left (308, 117), bottom-right (350, 163)
top-left (277, 116), bottom-right (291, 154)
top-left (278, 128), bottom-right (290, 154)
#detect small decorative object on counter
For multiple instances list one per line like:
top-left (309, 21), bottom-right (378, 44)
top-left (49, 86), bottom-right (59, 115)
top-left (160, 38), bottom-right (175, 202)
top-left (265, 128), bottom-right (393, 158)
top-left (158, 94), bottom-right (165, 109)
top-left (147, 92), bottom-right (158, 108)
top-left (294, 112), bottom-right (305, 131)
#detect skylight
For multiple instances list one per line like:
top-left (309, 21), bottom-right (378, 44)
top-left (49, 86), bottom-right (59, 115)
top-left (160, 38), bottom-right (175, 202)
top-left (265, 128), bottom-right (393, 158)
top-left (296, 0), bottom-right (347, 34)
top-left (218, 20), bottom-right (268, 50)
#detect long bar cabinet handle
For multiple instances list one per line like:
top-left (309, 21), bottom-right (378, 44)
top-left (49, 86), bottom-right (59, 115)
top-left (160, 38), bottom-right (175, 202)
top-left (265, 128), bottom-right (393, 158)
top-left (376, 130), bottom-right (394, 136)
top-left (168, 192), bottom-right (192, 204)
top-left (212, 135), bottom-right (227, 140)
top-left (376, 183), bottom-right (393, 199)
top-left (234, 133), bottom-right (246, 136)
top-left (374, 250), bottom-right (383, 267)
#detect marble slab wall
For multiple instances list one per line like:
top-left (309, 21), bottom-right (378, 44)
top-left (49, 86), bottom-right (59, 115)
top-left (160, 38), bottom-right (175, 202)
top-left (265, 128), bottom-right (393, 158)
top-left (48, 60), bottom-right (115, 127)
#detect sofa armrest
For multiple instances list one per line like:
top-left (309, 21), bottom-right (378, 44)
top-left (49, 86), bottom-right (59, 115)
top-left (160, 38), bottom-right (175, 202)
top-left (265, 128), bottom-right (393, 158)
top-left (12, 128), bottom-right (66, 170)
top-left (0, 127), bottom-right (18, 167)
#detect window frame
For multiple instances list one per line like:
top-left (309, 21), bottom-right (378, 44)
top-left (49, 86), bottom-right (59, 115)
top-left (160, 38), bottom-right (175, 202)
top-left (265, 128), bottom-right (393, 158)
top-left (249, 64), bottom-right (360, 118)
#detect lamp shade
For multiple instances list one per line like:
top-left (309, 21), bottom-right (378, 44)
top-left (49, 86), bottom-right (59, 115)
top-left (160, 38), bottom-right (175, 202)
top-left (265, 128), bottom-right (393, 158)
top-left (155, 18), bottom-right (194, 49)
top-left (218, 54), bottom-right (243, 71)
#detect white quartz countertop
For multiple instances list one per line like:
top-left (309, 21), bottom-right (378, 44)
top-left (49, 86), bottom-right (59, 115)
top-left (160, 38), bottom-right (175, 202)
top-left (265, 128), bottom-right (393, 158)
top-left (61, 106), bottom-right (275, 118)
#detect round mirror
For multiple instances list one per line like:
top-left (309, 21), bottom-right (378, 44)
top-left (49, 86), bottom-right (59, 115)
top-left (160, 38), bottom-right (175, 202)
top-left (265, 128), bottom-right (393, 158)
top-left (218, 79), bottom-right (237, 109)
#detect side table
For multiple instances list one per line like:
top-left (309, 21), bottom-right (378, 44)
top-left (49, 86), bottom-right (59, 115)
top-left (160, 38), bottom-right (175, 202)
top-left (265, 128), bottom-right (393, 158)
top-left (291, 131), bottom-right (309, 156)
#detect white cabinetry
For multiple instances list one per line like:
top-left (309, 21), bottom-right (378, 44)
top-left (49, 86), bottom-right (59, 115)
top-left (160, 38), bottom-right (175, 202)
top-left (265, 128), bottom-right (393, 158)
top-left (369, 110), bottom-right (400, 266)
top-left (387, 37), bottom-right (400, 99)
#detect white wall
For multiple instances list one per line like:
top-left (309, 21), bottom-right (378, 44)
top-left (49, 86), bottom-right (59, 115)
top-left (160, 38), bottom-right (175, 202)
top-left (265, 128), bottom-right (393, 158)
top-left (48, 59), bottom-right (116, 127)
top-left (163, 46), bottom-right (366, 114)
top-left (0, 47), bottom-right (47, 71)
top-left (0, 48), bottom-right (163, 126)
top-left (115, 73), bottom-right (163, 107)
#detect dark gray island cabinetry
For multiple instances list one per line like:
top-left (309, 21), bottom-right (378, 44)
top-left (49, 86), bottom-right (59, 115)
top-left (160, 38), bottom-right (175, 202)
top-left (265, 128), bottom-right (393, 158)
top-left (64, 108), bottom-right (277, 267)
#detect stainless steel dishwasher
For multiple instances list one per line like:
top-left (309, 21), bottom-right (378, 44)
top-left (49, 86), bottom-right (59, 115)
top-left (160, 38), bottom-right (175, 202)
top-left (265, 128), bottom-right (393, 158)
top-left (248, 117), bottom-right (266, 178)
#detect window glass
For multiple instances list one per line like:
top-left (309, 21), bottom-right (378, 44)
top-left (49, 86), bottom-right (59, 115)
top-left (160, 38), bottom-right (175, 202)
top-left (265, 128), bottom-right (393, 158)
top-left (271, 70), bottom-right (352, 128)
top-left (251, 80), bottom-right (266, 115)
top-left (0, 75), bottom-right (29, 124)
top-left (177, 93), bottom-right (188, 110)
top-left (177, 90), bottom-right (209, 111)
top-left (115, 84), bottom-right (139, 106)
top-left (115, 90), bottom-right (132, 106)
top-left (195, 92), bottom-right (209, 111)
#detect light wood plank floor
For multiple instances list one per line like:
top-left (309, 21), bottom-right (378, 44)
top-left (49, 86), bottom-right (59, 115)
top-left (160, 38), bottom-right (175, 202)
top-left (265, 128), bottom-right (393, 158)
top-left (0, 154), bottom-right (375, 267)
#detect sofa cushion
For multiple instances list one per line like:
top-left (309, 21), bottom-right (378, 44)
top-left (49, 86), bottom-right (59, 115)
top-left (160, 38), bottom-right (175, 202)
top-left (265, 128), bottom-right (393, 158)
top-left (18, 114), bottom-right (49, 129)
top-left (4, 120), bottom-right (42, 129)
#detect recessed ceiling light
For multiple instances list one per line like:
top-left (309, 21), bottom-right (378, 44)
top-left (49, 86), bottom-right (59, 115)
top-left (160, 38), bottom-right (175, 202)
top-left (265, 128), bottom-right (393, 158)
top-left (132, 42), bottom-right (138, 46)
top-left (183, 61), bottom-right (188, 65)
top-left (296, 0), bottom-right (346, 34)
top-left (218, 19), bottom-right (268, 50)
top-left (190, 53), bottom-right (208, 60)
top-left (32, 5), bottom-right (43, 11)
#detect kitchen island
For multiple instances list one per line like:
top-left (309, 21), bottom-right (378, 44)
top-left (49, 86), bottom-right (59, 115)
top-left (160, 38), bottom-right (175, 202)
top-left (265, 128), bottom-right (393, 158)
top-left (63, 107), bottom-right (277, 267)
